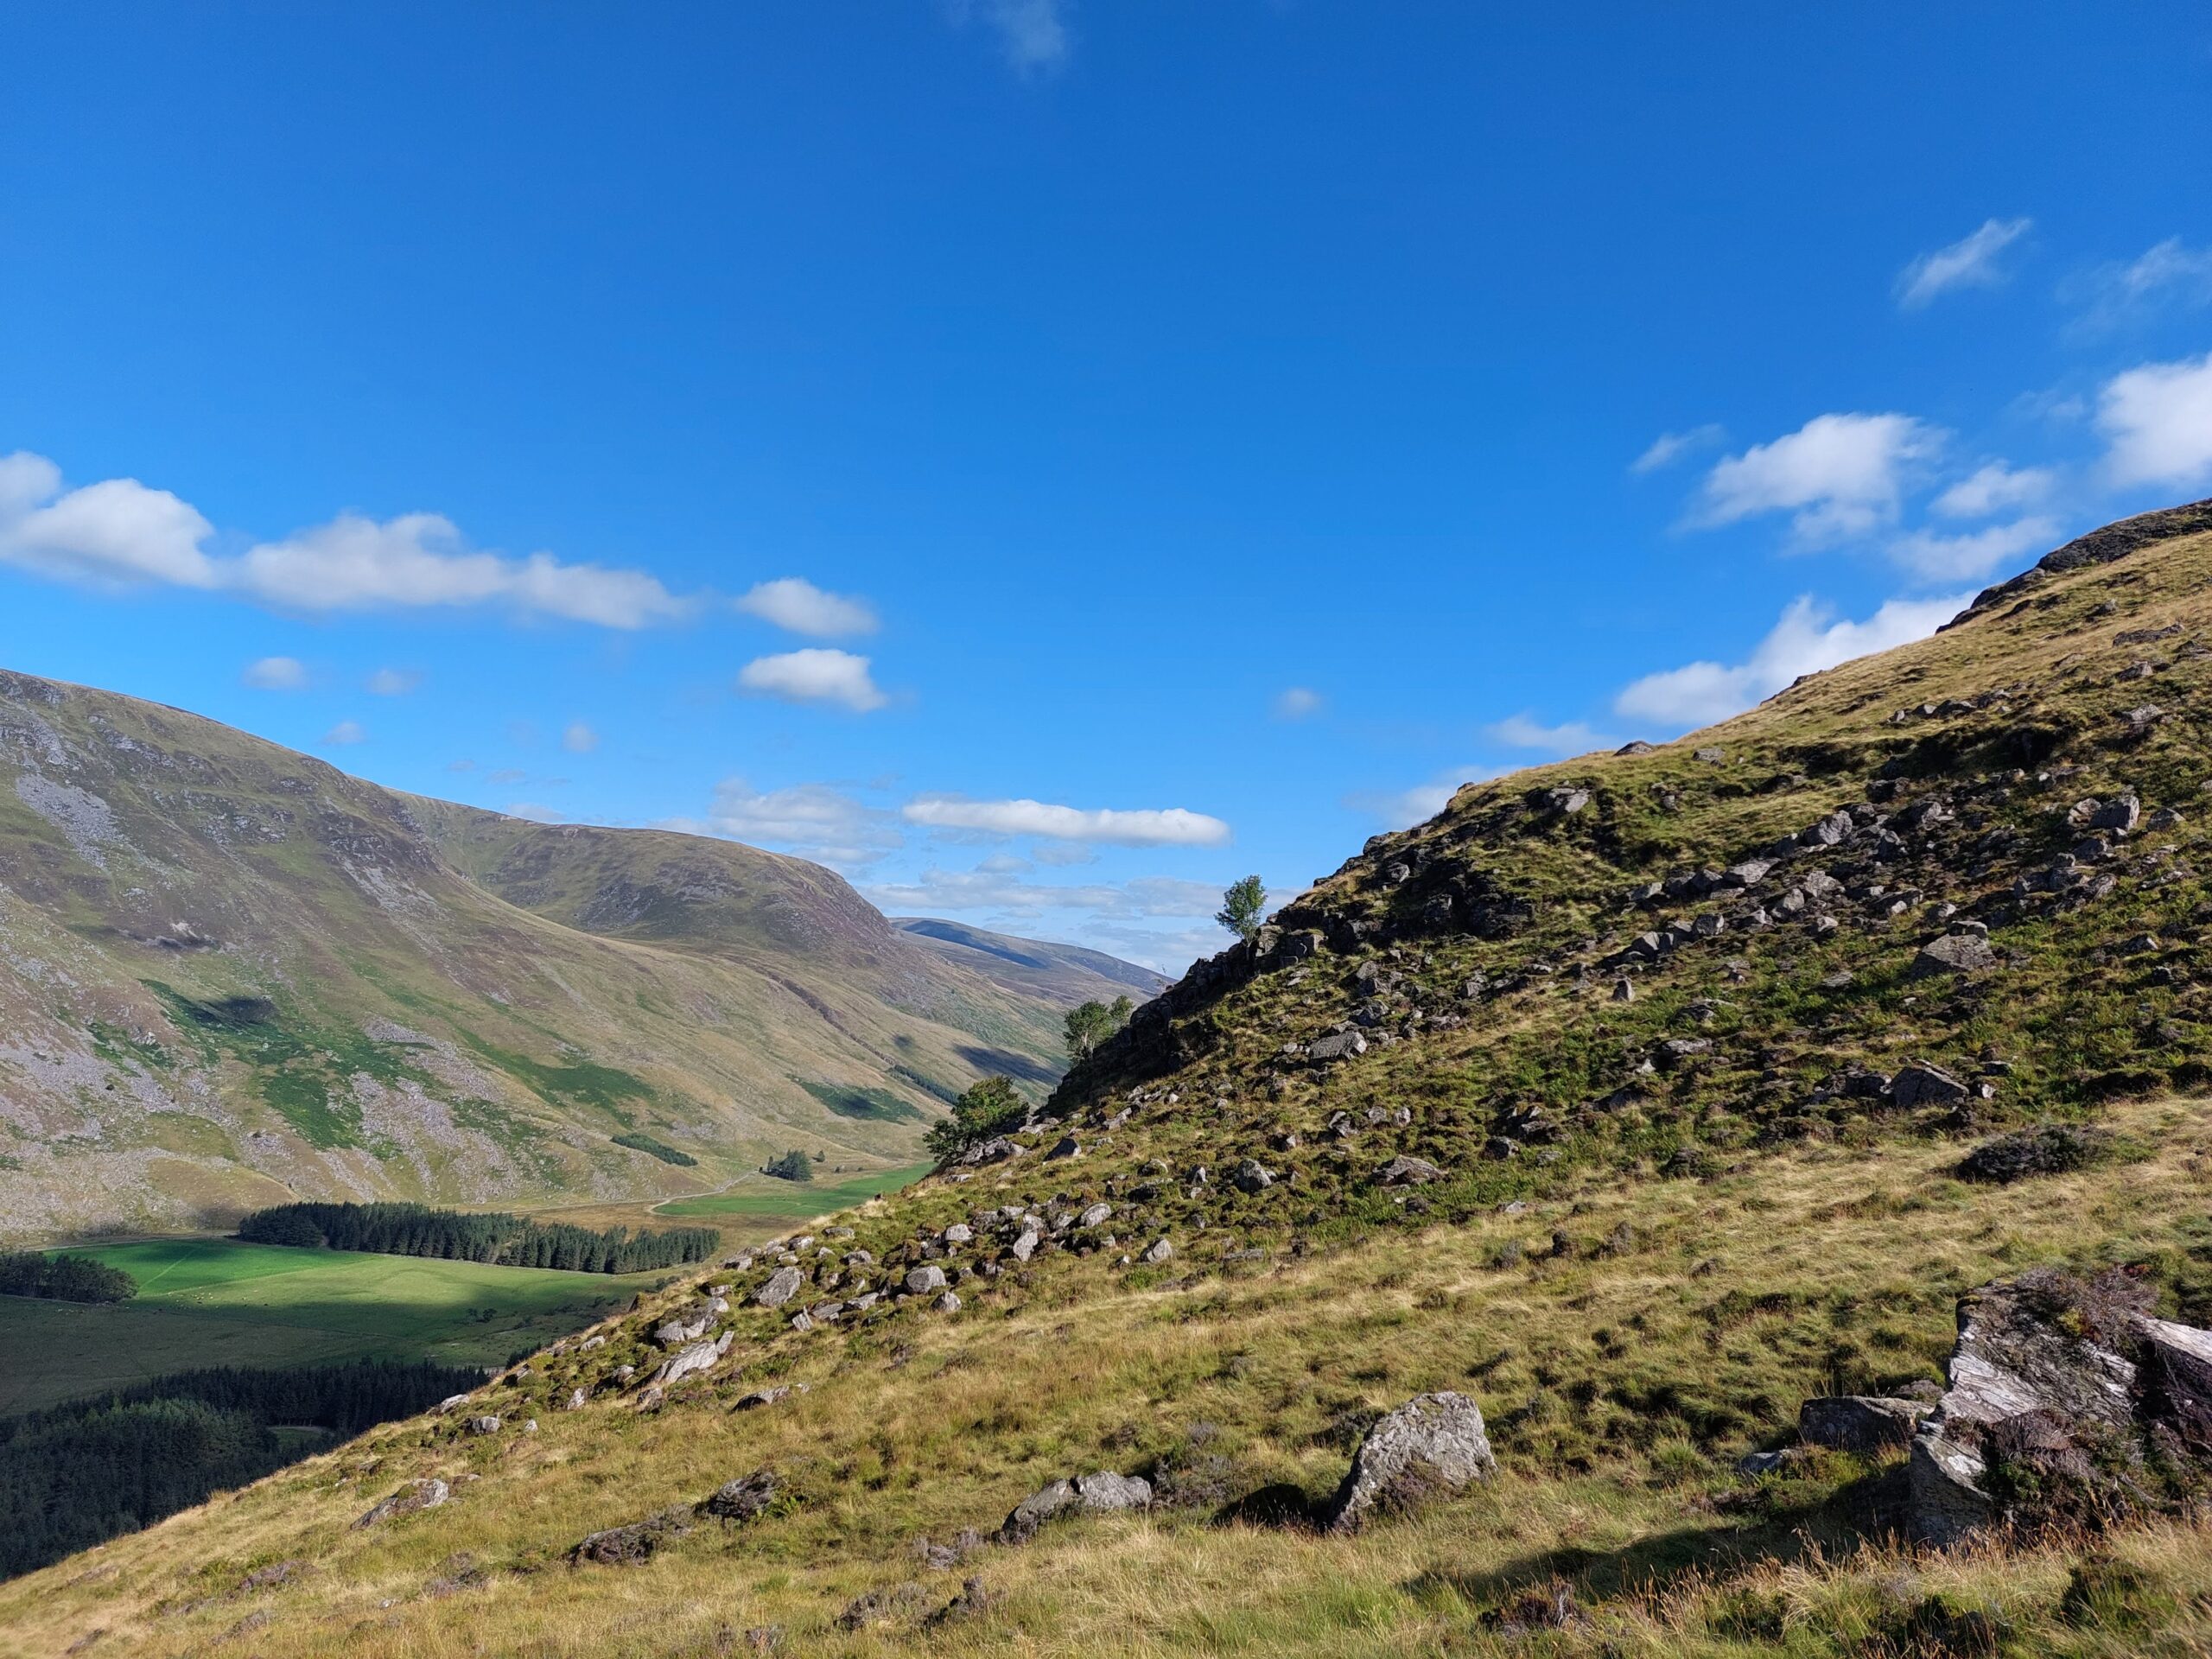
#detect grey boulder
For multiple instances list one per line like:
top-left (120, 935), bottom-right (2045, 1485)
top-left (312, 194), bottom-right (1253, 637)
top-left (1325, 1391), bottom-right (1496, 1532)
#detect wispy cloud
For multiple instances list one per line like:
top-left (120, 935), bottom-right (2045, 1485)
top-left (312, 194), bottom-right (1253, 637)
top-left (562, 721), bottom-right (599, 753)
top-left (1886, 516), bottom-right (2057, 584)
top-left (1692, 413), bottom-right (1942, 543)
top-left (321, 719), bottom-right (367, 747)
top-left (735, 577), bottom-right (878, 638)
top-left (366, 666), bottom-right (423, 696)
top-left (1614, 591), bottom-right (1968, 730)
top-left (901, 795), bottom-right (1230, 847)
top-left (1344, 766), bottom-right (1491, 831)
top-left (685, 778), bottom-right (904, 865)
top-left (1630, 423), bottom-right (1725, 474)
top-left (1273, 686), bottom-right (1324, 719)
top-left (950, 0), bottom-right (1070, 75)
top-left (2098, 351), bottom-right (2212, 489)
top-left (735, 648), bottom-right (888, 712)
top-left (863, 867), bottom-right (1217, 923)
top-left (1484, 712), bottom-right (1613, 756)
top-left (2069, 237), bottom-right (2212, 333)
top-left (1896, 217), bottom-right (2032, 308)
top-left (0, 451), bottom-right (691, 628)
top-left (242, 655), bottom-right (308, 690)
top-left (1932, 462), bottom-right (2054, 519)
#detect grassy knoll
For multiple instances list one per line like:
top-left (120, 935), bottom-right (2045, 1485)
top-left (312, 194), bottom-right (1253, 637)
top-left (10, 1092), bottom-right (2212, 1655)
top-left (652, 1161), bottom-right (932, 1221)
top-left (0, 1239), bottom-right (659, 1415)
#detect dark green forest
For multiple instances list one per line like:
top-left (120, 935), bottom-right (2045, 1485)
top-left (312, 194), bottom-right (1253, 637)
top-left (0, 1358), bottom-right (479, 1580)
top-left (236, 1200), bottom-right (718, 1272)
top-left (0, 1250), bottom-right (135, 1303)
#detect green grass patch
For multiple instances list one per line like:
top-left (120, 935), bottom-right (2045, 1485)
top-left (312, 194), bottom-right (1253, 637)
top-left (611, 1130), bottom-right (697, 1166)
top-left (654, 1161), bottom-right (932, 1220)
top-left (0, 1237), bottom-right (658, 1415)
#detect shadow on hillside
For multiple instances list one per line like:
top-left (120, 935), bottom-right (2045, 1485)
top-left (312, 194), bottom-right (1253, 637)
top-left (1402, 1466), bottom-right (1910, 1611)
top-left (956, 1045), bottom-right (1063, 1085)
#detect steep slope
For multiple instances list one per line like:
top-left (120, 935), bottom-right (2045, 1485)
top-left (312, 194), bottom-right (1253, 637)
top-left (0, 673), bottom-right (1107, 1240)
top-left (892, 916), bottom-right (1171, 1007)
top-left (19, 501), bottom-right (2212, 1656)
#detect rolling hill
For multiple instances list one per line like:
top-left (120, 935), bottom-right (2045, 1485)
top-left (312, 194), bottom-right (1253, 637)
top-left (19, 500), bottom-right (2212, 1656)
top-left (0, 672), bottom-right (1142, 1242)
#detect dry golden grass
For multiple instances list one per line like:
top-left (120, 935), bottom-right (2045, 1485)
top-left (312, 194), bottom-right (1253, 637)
top-left (13, 1090), bottom-right (2212, 1656)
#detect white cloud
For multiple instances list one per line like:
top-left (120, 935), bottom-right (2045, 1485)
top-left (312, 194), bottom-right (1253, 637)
top-left (735, 577), bottom-right (879, 638)
top-left (366, 666), bottom-right (423, 696)
top-left (446, 759), bottom-right (476, 772)
top-left (562, 721), bottom-right (599, 753)
top-left (736, 648), bottom-right (888, 713)
top-left (1485, 712), bottom-right (1612, 756)
top-left (322, 720), bottom-right (367, 747)
top-left (862, 868), bottom-right (1219, 922)
top-left (1896, 217), bottom-right (2032, 308)
top-left (242, 655), bottom-right (308, 690)
top-left (2098, 352), bottom-right (2212, 488)
top-left (504, 801), bottom-right (566, 823)
top-left (1344, 767), bottom-right (1491, 831)
top-left (1694, 414), bottom-right (1942, 543)
top-left (901, 795), bottom-right (1230, 847)
top-left (0, 452), bottom-right (690, 627)
top-left (1630, 423), bottom-right (1725, 474)
top-left (1932, 462), bottom-right (2054, 518)
top-left (950, 0), bottom-right (1070, 74)
top-left (1886, 516), bottom-right (2058, 584)
top-left (0, 456), bottom-right (218, 588)
top-left (1613, 590), bottom-right (1970, 730)
top-left (486, 767), bottom-right (526, 785)
top-left (2071, 238), bottom-right (2212, 331)
top-left (694, 778), bottom-right (903, 864)
top-left (1274, 686), bottom-right (1324, 720)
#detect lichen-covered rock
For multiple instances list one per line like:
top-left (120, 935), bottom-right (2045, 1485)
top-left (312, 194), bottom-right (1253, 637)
top-left (753, 1265), bottom-right (804, 1307)
top-left (568, 1507), bottom-right (692, 1567)
top-left (1325, 1391), bottom-right (1495, 1532)
top-left (353, 1478), bottom-right (448, 1529)
top-left (997, 1471), bottom-right (1154, 1542)
top-left (1375, 1154), bottom-right (1444, 1186)
top-left (1911, 932), bottom-right (1999, 978)
top-left (697, 1468), bottom-right (784, 1522)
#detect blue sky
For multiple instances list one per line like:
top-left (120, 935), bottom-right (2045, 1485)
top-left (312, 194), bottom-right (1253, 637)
top-left (3, 4), bottom-right (2209, 971)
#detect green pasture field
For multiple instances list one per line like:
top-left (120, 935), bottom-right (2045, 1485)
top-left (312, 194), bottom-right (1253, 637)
top-left (0, 1237), bottom-right (665, 1416)
top-left (652, 1161), bottom-right (932, 1221)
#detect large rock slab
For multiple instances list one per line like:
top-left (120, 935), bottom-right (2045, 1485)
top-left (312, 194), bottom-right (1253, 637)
top-left (1325, 1391), bottom-right (1495, 1532)
top-left (1910, 933), bottom-right (1999, 978)
top-left (1799, 1395), bottom-right (1928, 1453)
top-left (753, 1266), bottom-right (804, 1308)
top-left (997, 1471), bottom-right (1154, 1542)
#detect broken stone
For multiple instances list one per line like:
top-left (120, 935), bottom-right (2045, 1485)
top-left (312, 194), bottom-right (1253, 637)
top-left (1325, 1392), bottom-right (1496, 1532)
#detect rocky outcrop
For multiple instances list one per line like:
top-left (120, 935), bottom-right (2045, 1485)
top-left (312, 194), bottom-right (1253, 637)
top-left (352, 1478), bottom-right (448, 1529)
top-left (1325, 1391), bottom-right (1495, 1532)
top-left (1909, 1269), bottom-right (2212, 1545)
top-left (997, 1471), bottom-right (1153, 1543)
top-left (1798, 1395), bottom-right (1929, 1453)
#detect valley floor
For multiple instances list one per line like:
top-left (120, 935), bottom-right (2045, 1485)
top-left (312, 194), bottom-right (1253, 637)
top-left (12, 1095), bottom-right (2212, 1654)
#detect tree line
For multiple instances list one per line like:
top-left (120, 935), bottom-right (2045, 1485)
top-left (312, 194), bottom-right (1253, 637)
top-left (0, 1251), bottom-right (136, 1304)
top-left (0, 1357), bottom-right (479, 1580)
top-left (237, 1200), bottom-right (718, 1273)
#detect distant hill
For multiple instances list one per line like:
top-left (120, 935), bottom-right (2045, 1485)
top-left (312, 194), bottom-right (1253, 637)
top-left (891, 917), bottom-right (1170, 1006)
top-left (0, 671), bottom-right (1111, 1241)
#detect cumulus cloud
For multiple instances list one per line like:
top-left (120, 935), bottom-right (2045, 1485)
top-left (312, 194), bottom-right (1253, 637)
top-left (735, 577), bottom-right (878, 638)
top-left (1694, 414), bottom-right (1942, 543)
top-left (1896, 217), bottom-right (2032, 308)
top-left (2070, 238), bottom-right (2212, 332)
top-left (1886, 516), bottom-right (2058, 584)
top-left (242, 656), bottom-right (308, 690)
top-left (1344, 767), bottom-right (1489, 831)
top-left (1630, 423), bottom-right (1725, 474)
top-left (1485, 713), bottom-right (1613, 756)
top-left (901, 795), bottom-right (1230, 847)
top-left (695, 777), bottom-right (903, 864)
top-left (1613, 591), bottom-right (1969, 730)
top-left (736, 648), bottom-right (888, 712)
top-left (562, 721), bottom-right (599, 753)
top-left (366, 666), bottom-right (422, 696)
top-left (0, 451), bottom-right (690, 627)
top-left (1274, 686), bottom-right (1324, 719)
top-left (950, 0), bottom-right (1070, 74)
top-left (1933, 463), bottom-right (2054, 518)
top-left (321, 720), bottom-right (367, 747)
top-left (2098, 352), bottom-right (2212, 488)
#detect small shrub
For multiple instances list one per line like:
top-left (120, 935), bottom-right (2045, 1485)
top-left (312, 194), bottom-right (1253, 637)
top-left (2058, 1554), bottom-right (2178, 1633)
top-left (1956, 1125), bottom-right (2115, 1184)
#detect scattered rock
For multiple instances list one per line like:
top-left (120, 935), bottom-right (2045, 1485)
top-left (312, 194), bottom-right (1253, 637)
top-left (1890, 1061), bottom-right (1969, 1110)
top-left (904, 1265), bottom-right (948, 1296)
top-left (1139, 1237), bottom-right (1174, 1265)
top-left (1325, 1391), bottom-right (1496, 1532)
top-left (353, 1478), bottom-right (448, 1529)
top-left (734, 1386), bottom-right (791, 1411)
top-left (1231, 1160), bottom-right (1275, 1193)
top-left (998, 1471), bottom-right (1154, 1542)
top-left (1910, 932), bottom-right (2000, 977)
top-left (1375, 1154), bottom-right (1444, 1186)
top-left (753, 1266), bottom-right (804, 1308)
top-left (697, 1468), bottom-right (785, 1523)
top-left (1306, 1031), bottom-right (1368, 1064)
top-left (568, 1507), bottom-right (692, 1567)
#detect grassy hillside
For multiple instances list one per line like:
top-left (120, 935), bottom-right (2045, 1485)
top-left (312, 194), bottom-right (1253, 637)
top-left (14, 500), bottom-right (2212, 1655)
top-left (892, 917), bottom-right (1172, 1007)
top-left (0, 673), bottom-right (1115, 1240)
